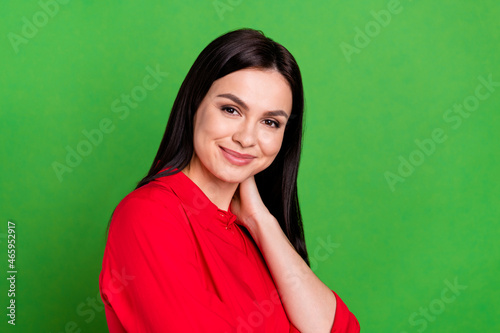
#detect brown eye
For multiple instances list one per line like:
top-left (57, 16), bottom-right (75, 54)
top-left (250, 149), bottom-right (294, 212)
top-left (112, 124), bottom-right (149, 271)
top-left (221, 106), bottom-right (239, 115)
top-left (263, 119), bottom-right (280, 128)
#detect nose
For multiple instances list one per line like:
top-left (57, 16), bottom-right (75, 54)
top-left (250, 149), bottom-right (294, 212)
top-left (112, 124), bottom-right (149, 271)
top-left (232, 121), bottom-right (257, 148)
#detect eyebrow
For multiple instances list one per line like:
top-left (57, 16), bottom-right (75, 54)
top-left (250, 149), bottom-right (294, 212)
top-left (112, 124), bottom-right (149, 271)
top-left (216, 93), bottom-right (289, 119)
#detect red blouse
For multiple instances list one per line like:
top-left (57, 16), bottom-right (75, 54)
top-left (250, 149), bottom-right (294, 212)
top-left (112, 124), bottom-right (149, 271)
top-left (99, 170), bottom-right (360, 332)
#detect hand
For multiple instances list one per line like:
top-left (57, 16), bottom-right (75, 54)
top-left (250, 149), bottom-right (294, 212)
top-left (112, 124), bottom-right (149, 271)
top-left (230, 176), bottom-right (273, 233)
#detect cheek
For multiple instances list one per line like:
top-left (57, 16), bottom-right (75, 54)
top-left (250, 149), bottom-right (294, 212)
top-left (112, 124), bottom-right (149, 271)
top-left (258, 130), bottom-right (285, 158)
top-left (197, 110), bottom-right (231, 141)
top-left (193, 109), bottom-right (232, 159)
top-left (193, 110), bottom-right (212, 155)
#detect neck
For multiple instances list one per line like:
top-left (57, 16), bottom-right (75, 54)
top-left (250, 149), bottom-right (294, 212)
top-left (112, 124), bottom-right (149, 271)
top-left (181, 162), bottom-right (238, 212)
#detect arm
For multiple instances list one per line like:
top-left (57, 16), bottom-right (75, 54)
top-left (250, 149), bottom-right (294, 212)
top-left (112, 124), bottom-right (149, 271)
top-left (231, 177), bottom-right (359, 333)
top-left (99, 186), bottom-right (235, 332)
top-left (249, 213), bottom-right (337, 332)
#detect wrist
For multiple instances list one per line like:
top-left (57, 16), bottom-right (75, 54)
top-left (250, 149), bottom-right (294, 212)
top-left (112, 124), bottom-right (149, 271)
top-left (244, 213), bottom-right (279, 247)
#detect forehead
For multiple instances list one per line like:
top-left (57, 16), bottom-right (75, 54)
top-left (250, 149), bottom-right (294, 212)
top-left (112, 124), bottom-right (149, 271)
top-left (208, 68), bottom-right (293, 115)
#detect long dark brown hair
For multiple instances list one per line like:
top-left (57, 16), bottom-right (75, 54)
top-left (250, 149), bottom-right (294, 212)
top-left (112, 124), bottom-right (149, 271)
top-left (107, 28), bottom-right (309, 265)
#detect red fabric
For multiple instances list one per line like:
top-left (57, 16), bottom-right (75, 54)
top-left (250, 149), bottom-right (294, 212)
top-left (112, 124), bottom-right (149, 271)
top-left (99, 170), bottom-right (359, 332)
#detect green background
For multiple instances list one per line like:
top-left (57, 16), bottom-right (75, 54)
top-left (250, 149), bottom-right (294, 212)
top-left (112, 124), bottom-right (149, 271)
top-left (1, 0), bottom-right (499, 332)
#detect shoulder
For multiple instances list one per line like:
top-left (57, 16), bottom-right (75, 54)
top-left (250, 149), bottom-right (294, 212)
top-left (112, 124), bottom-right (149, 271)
top-left (109, 180), bottom-right (189, 238)
top-left (103, 179), bottom-right (199, 277)
top-left (116, 180), bottom-right (182, 215)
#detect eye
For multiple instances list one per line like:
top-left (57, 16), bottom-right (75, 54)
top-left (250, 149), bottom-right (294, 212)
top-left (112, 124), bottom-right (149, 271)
top-left (263, 119), bottom-right (280, 128)
top-left (221, 106), bottom-right (240, 115)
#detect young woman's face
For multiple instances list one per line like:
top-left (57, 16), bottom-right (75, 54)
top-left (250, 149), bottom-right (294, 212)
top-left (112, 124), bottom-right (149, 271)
top-left (189, 68), bottom-right (293, 184)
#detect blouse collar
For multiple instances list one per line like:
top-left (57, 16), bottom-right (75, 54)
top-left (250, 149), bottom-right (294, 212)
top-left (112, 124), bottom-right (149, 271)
top-left (152, 168), bottom-right (238, 229)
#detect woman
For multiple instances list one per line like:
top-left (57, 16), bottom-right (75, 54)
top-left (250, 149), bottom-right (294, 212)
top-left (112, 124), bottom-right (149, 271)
top-left (99, 28), bottom-right (359, 332)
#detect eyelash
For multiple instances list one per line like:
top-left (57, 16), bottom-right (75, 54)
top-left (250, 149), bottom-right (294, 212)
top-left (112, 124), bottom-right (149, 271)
top-left (222, 106), bottom-right (239, 115)
top-left (221, 106), bottom-right (281, 128)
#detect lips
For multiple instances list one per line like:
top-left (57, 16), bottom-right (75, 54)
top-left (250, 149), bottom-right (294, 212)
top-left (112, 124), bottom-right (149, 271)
top-left (219, 146), bottom-right (255, 166)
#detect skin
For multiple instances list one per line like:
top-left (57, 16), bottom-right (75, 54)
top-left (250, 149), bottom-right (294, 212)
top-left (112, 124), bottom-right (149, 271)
top-left (182, 68), bottom-right (337, 333)
top-left (183, 67), bottom-right (292, 210)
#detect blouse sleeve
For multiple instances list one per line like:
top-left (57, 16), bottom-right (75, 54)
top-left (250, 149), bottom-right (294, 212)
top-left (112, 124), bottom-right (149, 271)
top-left (329, 291), bottom-right (360, 332)
top-left (99, 186), bottom-right (235, 332)
top-left (288, 291), bottom-right (360, 333)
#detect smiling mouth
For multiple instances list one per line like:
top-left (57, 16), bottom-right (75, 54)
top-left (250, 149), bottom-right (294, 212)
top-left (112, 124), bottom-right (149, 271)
top-left (219, 146), bottom-right (256, 165)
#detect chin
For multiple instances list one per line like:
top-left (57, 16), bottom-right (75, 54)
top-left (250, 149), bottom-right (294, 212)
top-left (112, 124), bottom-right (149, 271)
top-left (215, 171), bottom-right (248, 184)
top-left (209, 165), bottom-right (252, 184)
